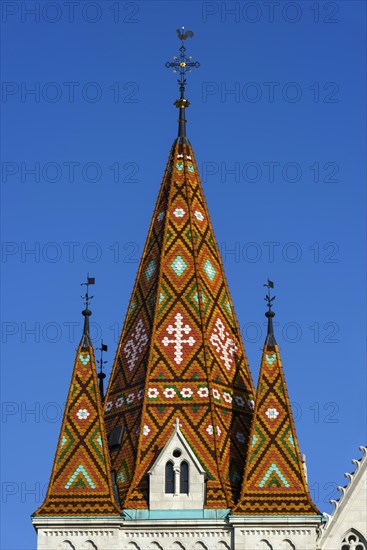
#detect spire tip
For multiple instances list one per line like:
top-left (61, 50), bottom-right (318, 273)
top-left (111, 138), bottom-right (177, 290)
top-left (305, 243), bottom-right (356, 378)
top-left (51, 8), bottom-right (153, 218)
top-left (80, 274), bottom-right (95, 347)
top-left (263, 279), bottom-right (276, 346)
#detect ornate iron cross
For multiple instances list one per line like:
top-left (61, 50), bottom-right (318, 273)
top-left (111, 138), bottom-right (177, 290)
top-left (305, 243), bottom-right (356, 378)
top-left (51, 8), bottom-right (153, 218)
top-left (165, 27), bottom-right (200, 102)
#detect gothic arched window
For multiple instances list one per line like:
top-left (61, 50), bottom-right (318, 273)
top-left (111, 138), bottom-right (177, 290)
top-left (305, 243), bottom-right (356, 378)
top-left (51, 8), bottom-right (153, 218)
top-left (180, 461), bottom-right (189, 494)
top-left (165, 461), bottom-right (174, 493)
top-left (341, 530), bottom-right (367, 550)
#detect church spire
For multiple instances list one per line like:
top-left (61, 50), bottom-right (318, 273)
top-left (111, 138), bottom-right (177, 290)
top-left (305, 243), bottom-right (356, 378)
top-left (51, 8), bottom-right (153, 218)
top-left (165, 27), bottom-right (200, 143)
top-left (34, 281), bottom-right (120, 517)
top-left (104, 30), bottom-right (254, 510)
top-left (104, 140), bottom-right (255, 511)
top-left (233, 284), bottom-right (318, 515)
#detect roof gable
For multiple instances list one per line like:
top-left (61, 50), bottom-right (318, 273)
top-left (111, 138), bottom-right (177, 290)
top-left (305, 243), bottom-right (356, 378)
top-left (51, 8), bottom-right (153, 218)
top-left (148, 419), bottom-right (206, 476)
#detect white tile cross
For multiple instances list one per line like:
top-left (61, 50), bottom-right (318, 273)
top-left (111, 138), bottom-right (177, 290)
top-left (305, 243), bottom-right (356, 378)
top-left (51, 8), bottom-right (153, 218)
top-left (162, 312), bottom-right (196, 365)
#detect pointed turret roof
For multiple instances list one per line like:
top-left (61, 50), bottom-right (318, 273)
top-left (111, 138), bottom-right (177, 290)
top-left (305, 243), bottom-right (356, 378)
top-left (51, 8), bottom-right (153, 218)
top-left (233, 288), bottom-right (318, 515)
top-left (104, 31), bottom-right (255, 510)
top-left (34, 304), bottom-right (120, 517)
top-left (104, 139), bottom-right (255, 510)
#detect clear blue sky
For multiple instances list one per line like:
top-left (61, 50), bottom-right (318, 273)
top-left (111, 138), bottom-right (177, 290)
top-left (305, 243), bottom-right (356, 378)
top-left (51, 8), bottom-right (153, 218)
top-left (1, 1), bottom-right (366, 548)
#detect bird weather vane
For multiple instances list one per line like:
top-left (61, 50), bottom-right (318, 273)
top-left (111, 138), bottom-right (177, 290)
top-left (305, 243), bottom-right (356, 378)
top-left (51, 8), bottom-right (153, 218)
top-left (81, 274), bottom-right (95, 310)
top-left (263, 279), bottom-right (275, 312)
top-left (165, 27), bottom-right (200, 103)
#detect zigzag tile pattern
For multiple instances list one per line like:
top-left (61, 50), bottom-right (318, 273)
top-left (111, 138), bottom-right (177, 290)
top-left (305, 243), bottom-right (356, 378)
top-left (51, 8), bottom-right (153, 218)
top-left (35, 343), bottom-right (120, 516)
top-left (233, 342), bottom-right (318, 515)
top-left (104, 142), bottom-right (255, 509)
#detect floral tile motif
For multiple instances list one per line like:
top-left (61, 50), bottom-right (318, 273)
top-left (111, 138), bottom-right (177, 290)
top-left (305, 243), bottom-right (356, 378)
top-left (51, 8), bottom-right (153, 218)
top-left (173, 207), bottom-right (186, 218)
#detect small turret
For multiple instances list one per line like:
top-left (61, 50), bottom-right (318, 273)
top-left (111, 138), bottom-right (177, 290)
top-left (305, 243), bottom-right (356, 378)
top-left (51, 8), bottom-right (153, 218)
top-left (233, 281), bottom-right (319, 515)
top-left (33, 277), bottom-right (120, 517)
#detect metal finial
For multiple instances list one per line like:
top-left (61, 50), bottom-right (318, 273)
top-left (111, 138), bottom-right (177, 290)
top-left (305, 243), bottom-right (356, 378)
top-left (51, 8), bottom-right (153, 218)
top-left (97, 340), bottom-right (108, 401)
top-left (165, 27), bottom-right (200, 141)
top-left (263, 279), bottom-right (275, 313)
top-left (263, 279), bottom-right (276, 346)
top-left (80, 274), bottom-right (95, 347)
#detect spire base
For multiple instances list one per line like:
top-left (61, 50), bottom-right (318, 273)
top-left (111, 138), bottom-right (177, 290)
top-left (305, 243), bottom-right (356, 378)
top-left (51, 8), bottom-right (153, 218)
top-left (265, 310), bottom-right (276, 347)
top-left (174, 136), bottom-right (191, 145)
top-left (81, 307), bottom-right (92, 348)
top-left (98, 371), bottom-right (107, 401)
top-left (176, 103), bottom-right (189, 140)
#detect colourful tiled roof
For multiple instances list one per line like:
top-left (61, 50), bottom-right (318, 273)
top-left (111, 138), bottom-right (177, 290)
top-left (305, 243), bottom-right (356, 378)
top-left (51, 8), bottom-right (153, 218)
top-left (32, 27), bottom-right (321, 517)
top-left (104, 141), bottom-right (255, 509)
top-left (233, 313), bottom-right (319, 515)
top-left (34, 318), bottom-right (120, 516)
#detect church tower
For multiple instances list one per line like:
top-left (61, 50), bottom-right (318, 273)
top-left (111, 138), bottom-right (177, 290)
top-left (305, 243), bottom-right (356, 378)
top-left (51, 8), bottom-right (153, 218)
top-left (32, 30), bottom-right (327, 550)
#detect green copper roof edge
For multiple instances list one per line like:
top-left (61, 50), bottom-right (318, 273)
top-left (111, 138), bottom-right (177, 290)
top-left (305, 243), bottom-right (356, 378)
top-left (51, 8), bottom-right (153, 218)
top-left (32, 512), bottom-right (323, 520)
top-left (123, 509), bottom-right (230, 520)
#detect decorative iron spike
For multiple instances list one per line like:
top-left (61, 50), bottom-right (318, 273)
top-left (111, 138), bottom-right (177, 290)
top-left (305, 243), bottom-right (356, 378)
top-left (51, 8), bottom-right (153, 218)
top-left (263, 279), bottom-right (276, 345)
top-left (97, 340), bottom-right (108, 401)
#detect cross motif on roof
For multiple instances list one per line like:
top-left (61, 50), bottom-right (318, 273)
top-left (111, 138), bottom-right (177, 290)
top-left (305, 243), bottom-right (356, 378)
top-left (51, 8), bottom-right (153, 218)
top-left (210, 317), bottom-right (237, 371)
top-left (162, 312), bottom-right (196, 365)
top-left (123, 319), bottom-right (149, 371)
top-left (173, 418), bottom-right (181, 431)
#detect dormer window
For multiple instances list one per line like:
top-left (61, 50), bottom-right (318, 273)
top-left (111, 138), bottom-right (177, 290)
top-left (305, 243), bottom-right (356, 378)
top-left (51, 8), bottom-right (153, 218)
top-left (148, 419), bottom-right (206, 510)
